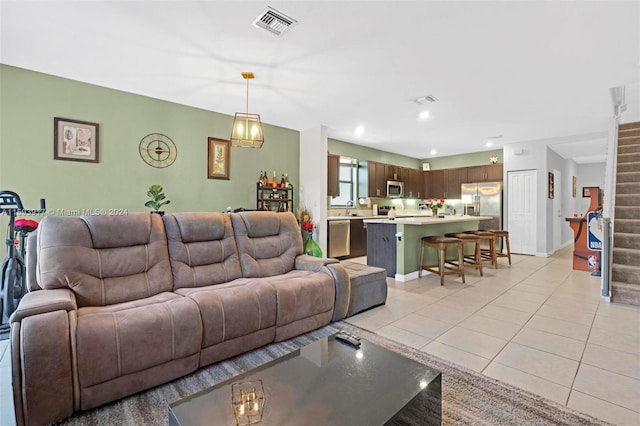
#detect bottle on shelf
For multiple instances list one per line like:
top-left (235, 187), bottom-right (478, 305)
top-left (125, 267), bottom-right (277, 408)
top-left (280, 174), bottom-right (286, 188)
top-left (284, 173), bottom-right (290, 187)
top-left (271, 171), bottom-right (278, 188)
top-left (262, 171), bottom-right (268, 186)
top-left (258, 171), bottom-right (264, 186)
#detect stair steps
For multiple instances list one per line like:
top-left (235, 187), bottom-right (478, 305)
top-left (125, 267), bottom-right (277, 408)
top-left (611, 121), bottom-right (640, 306)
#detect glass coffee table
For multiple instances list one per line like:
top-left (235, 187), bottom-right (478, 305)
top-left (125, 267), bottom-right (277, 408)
top-left (169, 333), bottom-right (441, 425)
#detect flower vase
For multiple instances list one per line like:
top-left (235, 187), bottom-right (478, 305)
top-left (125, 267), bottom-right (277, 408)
top-left (304, 234), bottom-right (323, 258)
top-left (430, 207), bottom-right (439, 217)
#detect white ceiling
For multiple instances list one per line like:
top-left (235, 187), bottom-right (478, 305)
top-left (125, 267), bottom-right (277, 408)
top-left (1, 1), bottom-right (639, 163)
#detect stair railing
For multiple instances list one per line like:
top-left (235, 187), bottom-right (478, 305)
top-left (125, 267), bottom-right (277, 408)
top-left (601, 217), bottom-right (612, 300)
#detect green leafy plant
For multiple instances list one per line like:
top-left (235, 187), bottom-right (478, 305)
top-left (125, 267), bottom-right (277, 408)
top-left (144, 184), bottom-right (171, 212)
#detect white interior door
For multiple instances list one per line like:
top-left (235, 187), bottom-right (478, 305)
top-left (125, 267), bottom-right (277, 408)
top-left (553, 169), bottom-right (562, 252)
top-left (507, 170), bottom-right (537, 255)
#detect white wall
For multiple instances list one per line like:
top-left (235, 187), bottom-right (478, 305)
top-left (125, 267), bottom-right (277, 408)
top-left (299, 125), bottom-right (329, 254)
top-left (576, 162), bottom-right (606, 215)
top-left (503, 141), bottom-right (548, 255)
top-left (503, 139), bottom-right (595, 256)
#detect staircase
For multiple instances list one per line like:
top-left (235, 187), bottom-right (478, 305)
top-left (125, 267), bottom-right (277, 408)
top-left (611, 121), bottom-right (640, 306)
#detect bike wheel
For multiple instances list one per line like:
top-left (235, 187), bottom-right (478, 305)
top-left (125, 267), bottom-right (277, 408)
top-left (2, 258), bottom-right (20, 323)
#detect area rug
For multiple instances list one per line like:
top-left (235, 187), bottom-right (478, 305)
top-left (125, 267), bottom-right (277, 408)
top-left (60, 322), bottom-right (611, 425)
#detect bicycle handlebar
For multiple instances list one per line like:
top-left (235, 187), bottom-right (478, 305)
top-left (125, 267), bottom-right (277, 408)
top-left (0, 191), bottom-right (46, 215)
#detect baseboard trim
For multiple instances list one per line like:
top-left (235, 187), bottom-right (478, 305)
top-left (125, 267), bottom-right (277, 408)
top-left (395, 271), bottom-right (420, 282)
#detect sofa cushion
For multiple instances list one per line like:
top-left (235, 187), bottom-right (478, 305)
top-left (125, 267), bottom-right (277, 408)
top-left (35, 214), bottom-right (172, 307)
top-left (264, 270), bottom-right (335, 327)
top-left (175, 278), bottom-right (276, 349)
top-left (164, 213), bottom-right (242, 289)
top-left (230, 211), bottom-right (303, 278)
top-left (75, 292), bottom-right (202, 388)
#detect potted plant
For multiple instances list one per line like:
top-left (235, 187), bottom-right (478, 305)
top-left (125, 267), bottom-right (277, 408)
top-left (144, 184), bottom-right (170, 216)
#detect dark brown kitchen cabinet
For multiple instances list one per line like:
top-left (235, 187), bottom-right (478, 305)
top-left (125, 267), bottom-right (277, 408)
top-left (327, 153), bottom-right (340, 197)
top-left (466, 163), bottom-right (503, 182)
top-left (426, 168), bottom-right (466, 199)
top-left (428, 170), bottom-right (446, 199)
top-left (422, 171), bottom-right (431, 199)
top-left (385, 164), bottom-right (401, 181)
top-left (373, 162), bottom-right (387, 197)
top-left (486, 163), bottom-right (504, 181)
top-left (358, 161), bottom-right (387, 198)
top-left (349, 219), bottom-right (367, 257)
top-left (445, 167), bottom-right (467, 198)
top-left (405, 168), bottom-right (421, 198)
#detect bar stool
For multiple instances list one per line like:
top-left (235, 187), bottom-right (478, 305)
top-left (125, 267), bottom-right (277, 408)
top-left (419, 236), bottom-right (466, 286)
top-left (483, 229), bottom-right (512, 265)
top-left (464, 230), bottom-right (497, 268)
top-left (445, 232), bottom-right (483, 276)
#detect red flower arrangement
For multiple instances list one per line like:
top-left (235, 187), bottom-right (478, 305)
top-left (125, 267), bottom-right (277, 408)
top-left (301, 220), bottom-right (314, 232)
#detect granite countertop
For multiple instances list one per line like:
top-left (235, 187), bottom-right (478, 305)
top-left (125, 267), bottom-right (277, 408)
top-left (363, 215), bottom-right (494, 225)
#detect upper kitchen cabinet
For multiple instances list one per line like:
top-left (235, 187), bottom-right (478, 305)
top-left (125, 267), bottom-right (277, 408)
top-left (358, 161), bottom-right (387, 198)
top-left (466, 163), bottom-right (503, 182)
top-left (385, 164), bottom-right (401, 181)
top-left (405, 168), bottom-right (422, 198)
top-left (445, 167), bottom-right (467, 198)
top-left (426, 167), bottom-right (467, 199)
top-left (428, 170), bottom-right (446, 199)
top-left (327, 153), bottom-right (340, 197)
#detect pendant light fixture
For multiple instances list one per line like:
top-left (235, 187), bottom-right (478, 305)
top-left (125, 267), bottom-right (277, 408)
top-left (230, 72), bottom-right (264, 148)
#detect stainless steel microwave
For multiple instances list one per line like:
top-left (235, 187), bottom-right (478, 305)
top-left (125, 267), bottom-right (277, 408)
top-left (386, 180), bottom-right (404, 198)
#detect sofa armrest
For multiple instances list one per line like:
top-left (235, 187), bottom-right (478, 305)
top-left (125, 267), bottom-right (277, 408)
top-left (295, 255), bottom-right (350, 322)
top-left (294, 254), bottom-right (339, 272)
top-left (10, 289), bottom-right (77, 324)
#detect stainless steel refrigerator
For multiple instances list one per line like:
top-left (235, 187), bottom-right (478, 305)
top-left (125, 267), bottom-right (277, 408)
top-left (461, 182), bottom-right (503, 232)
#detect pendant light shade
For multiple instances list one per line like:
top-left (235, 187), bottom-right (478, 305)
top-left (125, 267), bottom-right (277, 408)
top-left (230, 72), bottom-right (264, 148)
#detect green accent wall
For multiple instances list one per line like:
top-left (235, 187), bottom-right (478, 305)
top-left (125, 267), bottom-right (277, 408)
top-left (0, 65), bottom-right (300, 217)
top-left (422, 149), bottom-right (503, 170)
top-left (328, 138), bottom-right (421, 169)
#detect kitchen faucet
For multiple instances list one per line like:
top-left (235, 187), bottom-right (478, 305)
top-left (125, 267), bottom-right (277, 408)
top-left (345, 200), bottom-right (355, 216)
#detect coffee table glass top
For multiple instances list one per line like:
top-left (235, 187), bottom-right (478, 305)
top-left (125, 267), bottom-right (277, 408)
top-left (169, 333), bottom-right (441, 425)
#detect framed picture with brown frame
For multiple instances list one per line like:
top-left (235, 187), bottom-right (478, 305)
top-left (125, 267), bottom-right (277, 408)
top-left (208, 137), bottom-right (230, 180)
top-left (54, 117), bottom-right (99, 163)
top-left (548, 172), bottom-right (554, 199)
top-left (572, 176), bottom-right (577, 198)
top-left (582, 187), bottom-right (591, 198)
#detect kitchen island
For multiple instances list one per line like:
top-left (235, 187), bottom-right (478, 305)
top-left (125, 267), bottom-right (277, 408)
top-left (364, 215), bottom-right (493, 281)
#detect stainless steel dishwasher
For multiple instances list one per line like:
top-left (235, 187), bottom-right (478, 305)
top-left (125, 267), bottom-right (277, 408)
top-left (328, 220), bottom-right (350, 258)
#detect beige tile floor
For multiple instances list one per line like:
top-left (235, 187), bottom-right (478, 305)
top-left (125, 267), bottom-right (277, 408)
top-left (345, 247), bottom-right (640, 425)
top-left (0, 247), bottom-right (638, 425)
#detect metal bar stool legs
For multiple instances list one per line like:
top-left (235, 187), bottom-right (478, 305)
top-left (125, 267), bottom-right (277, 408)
top-left (419, 236), bottom-right (466, 285)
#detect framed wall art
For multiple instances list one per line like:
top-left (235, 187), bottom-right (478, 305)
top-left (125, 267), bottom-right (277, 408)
top-left (208, 137), bottom-right (230, 180)
top-left (548, 172), bottom-right (554, 199)
top-left (54, 117), bottom-right (99, 163)
top-left (582, 187), bottom-right (591, 198)
top-left (572, 176), bottom-right (577, 198)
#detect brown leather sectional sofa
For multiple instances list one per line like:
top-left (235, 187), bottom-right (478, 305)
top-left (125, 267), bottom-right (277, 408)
top-left (10, 211), bottom-right (350, 425)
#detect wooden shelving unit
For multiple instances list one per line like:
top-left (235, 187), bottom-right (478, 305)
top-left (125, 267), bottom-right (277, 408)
top-left (257, 183), bottom-right (294, 213)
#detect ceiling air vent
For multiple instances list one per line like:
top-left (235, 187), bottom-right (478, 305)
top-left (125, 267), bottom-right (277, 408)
top-left (413, 95), bottom-right (438, 105)
top-left (253, 7), bottom-right (297, 36)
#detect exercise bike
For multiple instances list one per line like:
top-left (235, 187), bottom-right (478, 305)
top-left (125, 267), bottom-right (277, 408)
top-left (0, 191), bottom-right (46, 329)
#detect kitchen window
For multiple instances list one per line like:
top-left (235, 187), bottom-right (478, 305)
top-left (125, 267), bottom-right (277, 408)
top-left (330, 157), bottom-right (357, 206)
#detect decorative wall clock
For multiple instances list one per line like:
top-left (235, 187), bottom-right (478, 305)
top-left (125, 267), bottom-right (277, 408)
top-left (139, 133), bottom-right (177, 168)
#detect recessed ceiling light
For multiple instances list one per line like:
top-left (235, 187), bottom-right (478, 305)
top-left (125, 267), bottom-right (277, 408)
top-left (430, 149), bottom-right (437, 155)
top-left (418, 111), bottom-right (430, 120)
top-left (485, 141), bottom-right (493, 147)
top-left (355, 126), bottom-right (364, 137)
